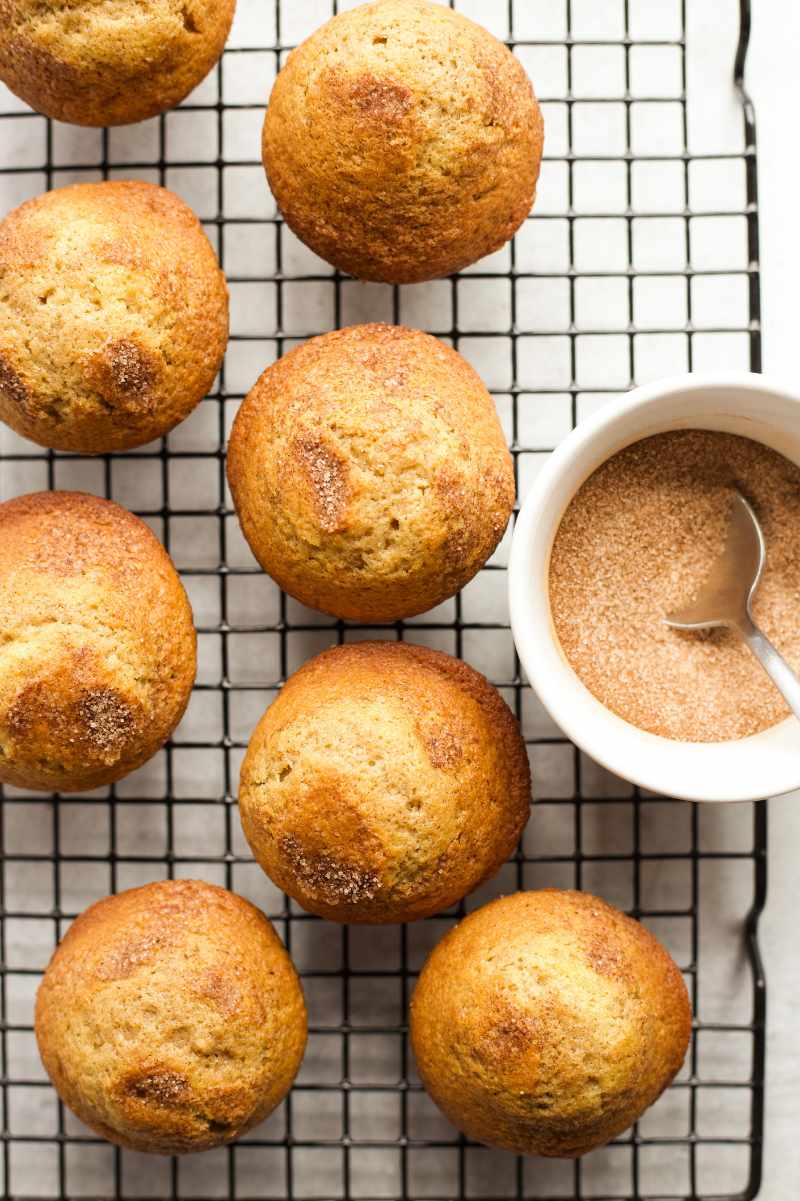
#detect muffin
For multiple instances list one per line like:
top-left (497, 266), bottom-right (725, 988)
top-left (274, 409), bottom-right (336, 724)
top-left (0, 1), bottom-right (236, 127)
top-left (262, 0), bottom-right (543, 283)
top-left (227, 324), bottom-right (514, 623)
top-left (410, 890), bottom-right (692, 1158)
top-left (0, 491), bottom-right (196, 793)
top-left (0, 181), bottom-right (229, 453)
top-left (238, 641), bottom-right (532, 924)
top-left (35, 880), bottom-right (307, 1154)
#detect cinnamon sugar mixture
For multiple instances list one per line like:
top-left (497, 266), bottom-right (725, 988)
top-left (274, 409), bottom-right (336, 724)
top-left (549, 430), bottom-right (800, 742)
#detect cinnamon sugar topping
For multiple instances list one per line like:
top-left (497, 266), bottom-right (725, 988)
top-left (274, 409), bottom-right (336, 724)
top-left (549, 430), bottom-right (800, 742)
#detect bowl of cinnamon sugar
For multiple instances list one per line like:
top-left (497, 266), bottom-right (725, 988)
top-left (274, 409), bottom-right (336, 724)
top-left (509, 373), bottom-right (800, 802)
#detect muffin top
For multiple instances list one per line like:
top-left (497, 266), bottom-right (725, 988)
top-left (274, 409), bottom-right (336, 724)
top-left (0, 0), bottom-right (236, 126)
top-left (0, 491), bottom-right (196, 793)
top-left (0, 180), bottom-right (228, 453)
top-left (410, 890), bottom-right (692, 1157)
top-left (227, 324), bottom-right (514, 623)
top-left (35, 880), bottom-right (307, 1154)
top-left (238, 641), bottom-right (532, 923)
top-left (263, 0), bottom-right (543, 283)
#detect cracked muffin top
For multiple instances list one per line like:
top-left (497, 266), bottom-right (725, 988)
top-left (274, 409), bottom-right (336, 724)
top-left (0, 490), bottom-right (196, 792)
top-left (36, 880), bottom-right (307, 1154)
top-left (227, 323), bottom-right (515, 624)
top-left (0, 180), bottom-right (228, 453)
top-left (262, 0), bottom-right (544, 283)
top-left (0, 0), bottom-right (235, 126)
top-left (237, 641), bottom-right (532, 924)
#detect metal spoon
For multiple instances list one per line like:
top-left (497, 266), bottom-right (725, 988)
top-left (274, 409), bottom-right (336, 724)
top-left (664, 489), bottom-right (800, 722)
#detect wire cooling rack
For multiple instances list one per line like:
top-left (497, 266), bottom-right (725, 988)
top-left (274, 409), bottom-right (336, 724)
top-left (0, 1), bottom-right (767, 1198)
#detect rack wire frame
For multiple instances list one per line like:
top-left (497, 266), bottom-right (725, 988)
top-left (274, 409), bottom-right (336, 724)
top-left (0, 0), bottom-right (766, 1199)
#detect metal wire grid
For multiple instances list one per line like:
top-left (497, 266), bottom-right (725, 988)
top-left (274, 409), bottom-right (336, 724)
top-left (0, 0), bottom-right (766, 1198)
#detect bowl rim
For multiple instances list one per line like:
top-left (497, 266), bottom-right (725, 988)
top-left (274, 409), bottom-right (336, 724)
top-left (508, 370), bottom-right (800, 803)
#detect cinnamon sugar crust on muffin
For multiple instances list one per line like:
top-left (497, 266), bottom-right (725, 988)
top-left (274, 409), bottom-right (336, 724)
top-left (35, 880), bottom-right (307, 1154)
top-left (238, 641), bottom-right (532, 924)
top-left (411, 890), bottom-right (692, 1157)
top-left (0, 490), bottom-right (196, 792)
top-left (0, 181), bottom-right (228, 453)
top-left (262, 0), bottom-right (543, 283)
top-left (227, 324), bottom-right (515, 623)
top-left (0, 1), bottom-right (236, 127)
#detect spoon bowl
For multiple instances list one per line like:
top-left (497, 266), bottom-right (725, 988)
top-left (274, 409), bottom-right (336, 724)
top-left (664, 489), bottom-right (800, 722)
top-left (665, 491), bottom-right (764, 631)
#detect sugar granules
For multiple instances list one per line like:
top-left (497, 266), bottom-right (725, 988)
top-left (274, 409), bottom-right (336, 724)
top-left (549, 430), bottom-right (800, 742)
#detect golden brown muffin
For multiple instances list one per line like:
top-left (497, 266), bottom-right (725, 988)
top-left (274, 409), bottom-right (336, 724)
top-left (262, 0), bottom-right (543, 283)
top-left (238, 641), bottom-right (532, 924)
top-left (411, 890), bottom-right (692, 1158)
top-left (227, 324), bottom-right (514, 623)
top-left (0, 180), bottom-right (229, 453)
top-left (0, 491), bottom-right (196, 793)
top-left (35, 880), bottom-right (307, 1155)
top-left (0, 1), bottom-right (236, 127)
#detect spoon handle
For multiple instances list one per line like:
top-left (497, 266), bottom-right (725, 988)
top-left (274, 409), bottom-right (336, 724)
top-left (736, 615), bottom-right (800, 723)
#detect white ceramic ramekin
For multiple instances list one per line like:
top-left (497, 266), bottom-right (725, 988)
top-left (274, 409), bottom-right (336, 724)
top-left (509, 372), bottom-right (800, 803)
